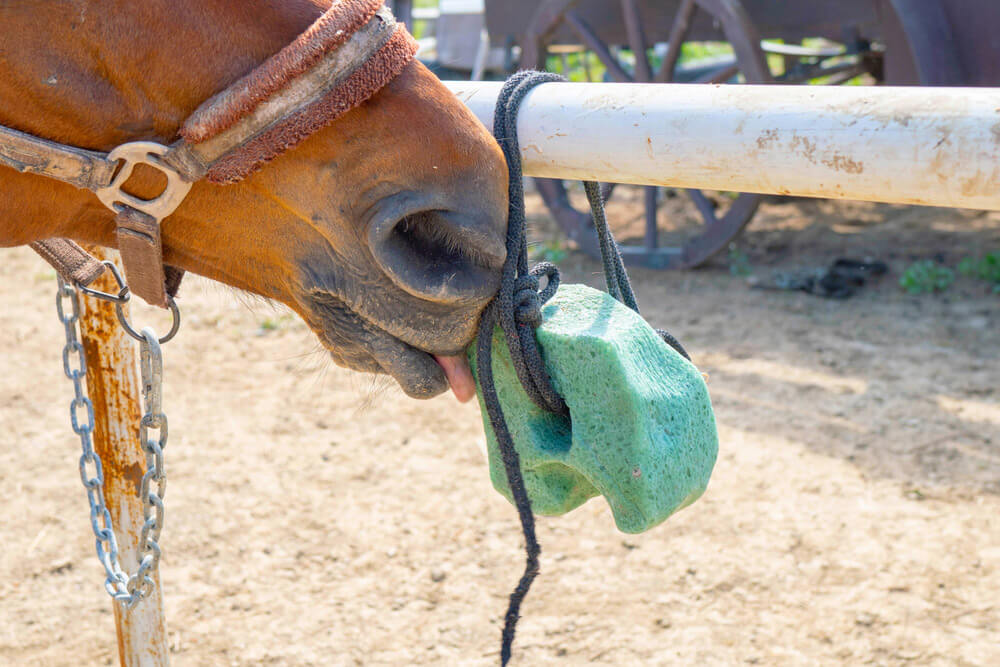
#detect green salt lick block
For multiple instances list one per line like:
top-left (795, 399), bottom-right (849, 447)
top-left (469, 284), bottom-right (718, 534)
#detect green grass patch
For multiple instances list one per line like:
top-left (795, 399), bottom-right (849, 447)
top-left (727, 244), bottom-right (752, 277)
top-left (900, 260), bottom-right (955, 295)
top-left (409, 0), bottom-right (437, 40)
top-left (958, 252), bottom-right (1000, 293)
top-left (531, 239), bottom-right (569, 264)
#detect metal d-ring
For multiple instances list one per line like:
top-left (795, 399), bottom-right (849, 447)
top-left (76, 260), bottom-right (132, 304)
top-left (95, 142), bottom-right (193, 222)
top-left (115, 296), bottom-right (181, 344)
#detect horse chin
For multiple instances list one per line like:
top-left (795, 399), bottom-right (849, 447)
top-left (304, 290), bottom-right (458, 399)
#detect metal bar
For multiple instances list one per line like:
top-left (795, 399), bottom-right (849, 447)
top-left (761, 41), bottom-right (844, 57)
top-left (471, 28), bottom-right (490, 81)
top-left (78, 246), bottom-right (169, 667)
top-left (411, 7), bottom-right (439, 21)
top-left (818, 65), bottom-right (871, 86)
top-left (445, 80), bottom-right (1000, 211)
top-left (777, 60), bottom-right (868, 85)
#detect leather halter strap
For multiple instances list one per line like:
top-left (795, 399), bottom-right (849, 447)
top-left (0, 125), bottom-right (117, 191)
top-left (4, 0), bottom-right (416, 307)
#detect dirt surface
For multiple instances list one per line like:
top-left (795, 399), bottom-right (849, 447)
top-left (2, 196), bottom-right (998, 666)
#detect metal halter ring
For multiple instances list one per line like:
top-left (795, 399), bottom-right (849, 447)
top-left (76, 261), bottom-right (131, 305)
top-left (115, 297), bottom-right (181, 344)
top-left (94, 142), bottom-right (193, 221)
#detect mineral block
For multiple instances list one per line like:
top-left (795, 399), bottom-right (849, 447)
top-left (470, 284), bottom-right (718, 534)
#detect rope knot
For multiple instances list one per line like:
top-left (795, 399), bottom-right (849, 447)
top-left (512, 275), bottom-right (542, 327)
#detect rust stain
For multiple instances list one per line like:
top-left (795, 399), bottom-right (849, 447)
top-left (123, 461), bottom-right (145, 495)
top-left (756, 129), bottom-right (779, 150)
top-left (646, 137), bottom-right (654, 159)
top-left (782, 134), bottom-right (864, 175)
top-left (992, 120), bottom-right (1000, 144)
top-left (790, 135), bottom-right (817, 162)
top-left (820, 152), bottom-right (864, 175)
top-left (959, 169), bottom-right (997, 198)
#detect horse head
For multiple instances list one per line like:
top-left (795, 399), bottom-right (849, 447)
top-left (0, 0), bottom-right (507, 399)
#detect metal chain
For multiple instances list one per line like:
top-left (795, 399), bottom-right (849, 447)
top-left (56, 277), bottom-right (168, 609)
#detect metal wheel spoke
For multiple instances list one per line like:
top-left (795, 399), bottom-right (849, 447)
top-left (643, 186), bottom-right (659, 249)
top-left (620, 0), bottom-right (652, 81)
top-left (693, 62), bottom-right (741, 84)
top-left (687, 189), bottom-right (719, 226)
top-left (655, 0), bottom-right (697, 83)
top-left (565, 10), bottom-right (634, 82)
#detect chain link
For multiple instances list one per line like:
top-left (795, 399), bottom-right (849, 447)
top-left (56, 278), bottom-right (170, 609)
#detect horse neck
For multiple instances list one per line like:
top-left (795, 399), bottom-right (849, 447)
top-left (0, 0), bottom-right (326, 247)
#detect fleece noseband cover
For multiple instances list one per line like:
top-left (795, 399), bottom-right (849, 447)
top-left (165, 0), bottom-right (418, 184)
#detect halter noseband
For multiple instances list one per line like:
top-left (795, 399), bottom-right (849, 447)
top-left (0, 0), bottom-right (416, 307)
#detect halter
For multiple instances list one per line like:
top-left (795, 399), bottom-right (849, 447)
top-left (0, 0), bottom-right (416, 308)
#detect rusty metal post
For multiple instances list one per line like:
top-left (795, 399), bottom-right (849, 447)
top-left (78, 246), bottom-right (169, 667)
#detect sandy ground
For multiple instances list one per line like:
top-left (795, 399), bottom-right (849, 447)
top-left (2, 195), bottom-right (998, 666)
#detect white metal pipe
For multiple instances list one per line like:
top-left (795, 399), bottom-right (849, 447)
top-left (79, 247), bottom-right (169, 667)
top-left (444, 81), bottom-right (1000, 211)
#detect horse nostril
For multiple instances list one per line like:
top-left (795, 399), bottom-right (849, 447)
top-left (368, 209), bottom-right (506, 304)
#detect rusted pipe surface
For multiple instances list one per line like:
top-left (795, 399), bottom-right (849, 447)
top-left (79, 246), bottom-right (168, 667)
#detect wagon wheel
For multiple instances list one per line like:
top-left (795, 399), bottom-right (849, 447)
top-left (521, 0), bottom-right (772, 269)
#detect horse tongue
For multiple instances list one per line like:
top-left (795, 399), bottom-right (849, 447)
top-left (434, 354), bottom-right (476, 403)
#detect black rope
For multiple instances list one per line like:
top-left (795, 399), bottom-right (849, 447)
top-left (478, 71), bottom-right (690, 666)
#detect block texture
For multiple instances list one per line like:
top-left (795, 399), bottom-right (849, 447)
top-left (470, 284), bottom-right (718, 533)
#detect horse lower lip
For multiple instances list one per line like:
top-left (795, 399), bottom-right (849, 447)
top-left (363, 333), bottom-right (448, 399)
top-left (305, 289), bottom-right (475, 400)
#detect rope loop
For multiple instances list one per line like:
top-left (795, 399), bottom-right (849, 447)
top-left (529, 261), bottom-right (560, 301)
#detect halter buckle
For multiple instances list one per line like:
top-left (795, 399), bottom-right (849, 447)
top-left (95, 142), bottom-right (192, 222)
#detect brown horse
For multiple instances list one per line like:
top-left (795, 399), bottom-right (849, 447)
top-left (0, 0), bottom-right (507, 400)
